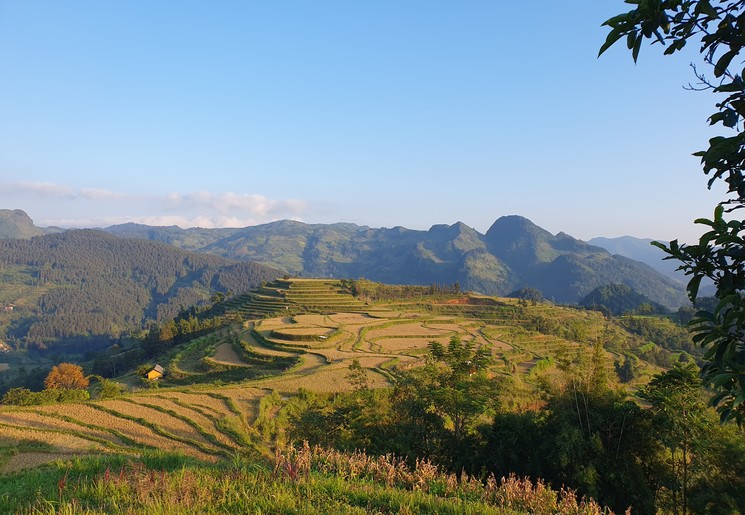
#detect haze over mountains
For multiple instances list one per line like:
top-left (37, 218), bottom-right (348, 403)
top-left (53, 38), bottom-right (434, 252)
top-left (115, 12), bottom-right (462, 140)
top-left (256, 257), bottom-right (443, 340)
top-left (588, 236), bottom-right (683, 282)
top-left (0, 210), bottom-right (687, 309)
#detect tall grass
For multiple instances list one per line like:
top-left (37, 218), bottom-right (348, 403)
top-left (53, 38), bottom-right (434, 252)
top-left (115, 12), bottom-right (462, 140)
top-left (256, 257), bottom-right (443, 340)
top-left (275, 442), bottom-right (611, 514)
top-left (0, 446), bottom-right (611, 514)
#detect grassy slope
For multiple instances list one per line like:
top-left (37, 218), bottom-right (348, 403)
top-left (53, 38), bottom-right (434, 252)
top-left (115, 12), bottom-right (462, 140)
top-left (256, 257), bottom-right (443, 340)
top-left (0, 445), bottom-right (604, 514)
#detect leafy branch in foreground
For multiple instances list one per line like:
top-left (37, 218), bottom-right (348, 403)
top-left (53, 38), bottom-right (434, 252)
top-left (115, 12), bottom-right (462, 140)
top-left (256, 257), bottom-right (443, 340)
top-left (601, 0), bottom-right (745, 423)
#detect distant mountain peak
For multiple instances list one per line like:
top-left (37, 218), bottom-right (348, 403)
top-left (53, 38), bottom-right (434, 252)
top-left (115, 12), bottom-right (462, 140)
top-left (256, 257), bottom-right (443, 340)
top-left (486, 215), bottom-right (553, 241)
top-left (0, 209), bottom-right (48, 239)
top-left (428, 221), bottom-right (477, 237)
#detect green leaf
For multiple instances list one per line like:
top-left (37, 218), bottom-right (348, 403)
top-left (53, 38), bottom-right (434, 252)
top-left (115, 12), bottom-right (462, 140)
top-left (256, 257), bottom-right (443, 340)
top-left (598, 28), bottom-right (625, 57)
top-left (720, 408), bottom-right (733, 424)
top-left (687, 275), bottom-right (702, 301)
top-left (651, 240), bottom-right (671, 253)
top-left (695, 0), bottom-right (719, 18)
top-left (602, 13), bottom-right (632, 28)
top-left (715, 49), bottom-right (739, 78)
top-left (632, 34), bottom-right (643, 62)
top-left (627, 31), bottom-right (637, 50)
top-left (693, 217), bottom-right (714, 226)
top-left (715, 204), bottom-right (725, 222)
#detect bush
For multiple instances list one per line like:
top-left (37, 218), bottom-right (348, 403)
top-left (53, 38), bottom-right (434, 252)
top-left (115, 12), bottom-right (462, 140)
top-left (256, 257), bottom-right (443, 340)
top-left (1, 387), bottom-right (90, 406)
top-left (97, 379), bottom-right (124, 399)
top-left (2, 388), bottom-right (35, 406)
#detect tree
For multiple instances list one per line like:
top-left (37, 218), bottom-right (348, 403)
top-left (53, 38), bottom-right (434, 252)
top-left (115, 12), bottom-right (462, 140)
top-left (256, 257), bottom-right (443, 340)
top-left (639, 363), bottom-right (708, 515)
top-left (345, 358), bottom-right (369, 391)
top-left (43, 363), bottom-right (89, 390)
top-left (600, 1), bottom-right (745, 423)
top-left (399, 336), bottom-right (500, 471)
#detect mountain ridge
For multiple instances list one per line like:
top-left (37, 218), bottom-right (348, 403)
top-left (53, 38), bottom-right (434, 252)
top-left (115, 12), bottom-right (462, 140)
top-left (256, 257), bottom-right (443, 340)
top-left (0, 210), bottom-right (688, 308)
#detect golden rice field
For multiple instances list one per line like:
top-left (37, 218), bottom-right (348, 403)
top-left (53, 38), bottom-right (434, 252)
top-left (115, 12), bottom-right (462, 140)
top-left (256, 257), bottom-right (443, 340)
top-left (210, 342), bottom-right (250, 367)
top-left (0, 284), bottom-right (614, 474)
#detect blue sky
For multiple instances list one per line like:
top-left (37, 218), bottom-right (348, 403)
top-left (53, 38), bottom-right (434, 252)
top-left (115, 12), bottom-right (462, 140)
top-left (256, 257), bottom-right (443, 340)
top-left (0, 1), bottom-right (728, 242)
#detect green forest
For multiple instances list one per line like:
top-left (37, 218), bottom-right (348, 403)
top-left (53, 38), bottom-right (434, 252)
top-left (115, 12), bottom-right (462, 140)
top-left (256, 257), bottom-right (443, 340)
top-left (0, 230), bottom-right (281, 348)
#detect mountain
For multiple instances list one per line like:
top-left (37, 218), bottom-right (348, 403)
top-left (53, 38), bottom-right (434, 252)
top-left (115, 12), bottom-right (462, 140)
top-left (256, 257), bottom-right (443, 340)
top-left (580, 283), bottom-right (666, 316)
top-left (0, 230), bottom-right (282, 348)
top-left (588, 236), bottom-right (683, 283)
top-left (588, 235), bottom-right (717, 297)
top-left (104, 215), bottom-right (687, 308)
top-left (104, 222), bottom-right (238, 251)
top-left (0, 209), bottom-right (61, 239)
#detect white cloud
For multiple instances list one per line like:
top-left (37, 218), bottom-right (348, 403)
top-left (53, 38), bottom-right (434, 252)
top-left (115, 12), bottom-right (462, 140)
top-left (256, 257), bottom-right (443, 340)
top-left (79, 188), bottom-right (130, 200)
top-left (164, 191), bottom-right (308, 217)
top-left (2, 181), bottom-right (75, 199)
top-left (5, 181), bottom-right (310, 229)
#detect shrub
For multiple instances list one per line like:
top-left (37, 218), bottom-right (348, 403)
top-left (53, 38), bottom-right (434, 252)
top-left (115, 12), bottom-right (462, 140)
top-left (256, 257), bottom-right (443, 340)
top-left (1, 387), bottom-right (90, 406)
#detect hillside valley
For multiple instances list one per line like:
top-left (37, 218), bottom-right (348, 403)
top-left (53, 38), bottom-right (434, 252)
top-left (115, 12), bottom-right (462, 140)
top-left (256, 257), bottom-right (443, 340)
top-left (0, 278), bottom-right (721, 513)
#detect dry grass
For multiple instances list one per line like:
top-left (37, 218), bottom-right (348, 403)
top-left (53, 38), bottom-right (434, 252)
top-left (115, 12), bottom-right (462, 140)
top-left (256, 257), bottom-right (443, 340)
top-left (152, 392), bottom-right (229, 418)
top-left (254, 317), bottom-right (292, 330)
top-left (126, 397), bottom-right (240, 450)
top-left (329, 312), bottom-right (376, 324)
top-left (2, 451), bottom-right (81, 474)
top-left (38, 404), bottom-right (201, 456)
top-left (0, 411), bottom-right (120, 445)
top-left (273, 326), bottom-right (334, 337)
top-left (291, 314), bottom-right (331, 326)
top-left (262, 369), bottom-right (344, 392)
top-left (423, 323), bottom-right (463, 332)
top-left (304, 344), bottom-right (402, 362)
top-left (100, 400), bottom-right (211, 446)
top-left (208, 387), bottom-right (266, 424)
top-left (0, 424), bottom-right (107, 460)
top-left (374, 336), bottom-right (451, 352)
top-left (211, 342), bottom-right (249, 366)
top-left (365, 323), bottom-right (451, 338)
top-left (239, 330), bottom-right (299, 357)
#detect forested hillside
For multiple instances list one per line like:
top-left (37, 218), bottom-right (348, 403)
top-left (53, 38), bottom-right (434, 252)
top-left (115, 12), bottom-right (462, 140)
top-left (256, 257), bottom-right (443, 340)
top-left (0, 230), bottom-right (281, 348)
top-left (107, 216), bottom-right (687, 308)
top-left (0, 210), bottom-right (688, 308)
top-left (580, 283), bottom-right (666, 316)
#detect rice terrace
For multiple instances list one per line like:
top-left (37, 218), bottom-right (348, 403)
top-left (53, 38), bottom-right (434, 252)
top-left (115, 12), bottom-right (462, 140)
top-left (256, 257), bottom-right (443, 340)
top-left (0, 276), bottom-right (700, 513)
top-left (5, 0), bottom-right (745, 511)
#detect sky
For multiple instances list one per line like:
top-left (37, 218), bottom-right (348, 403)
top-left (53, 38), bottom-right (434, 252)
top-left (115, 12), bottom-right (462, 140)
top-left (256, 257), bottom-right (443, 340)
top-left (0, 1), bottom-right (731, 243)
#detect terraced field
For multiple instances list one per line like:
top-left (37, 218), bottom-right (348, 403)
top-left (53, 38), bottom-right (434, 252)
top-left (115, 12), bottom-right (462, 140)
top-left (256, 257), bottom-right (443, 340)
top-left (0, 386), bottom-right (269, 472)
top-left (222, 278), bottom-right (366, 319)
top-left (0, 279), bottom-right (636, 473)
